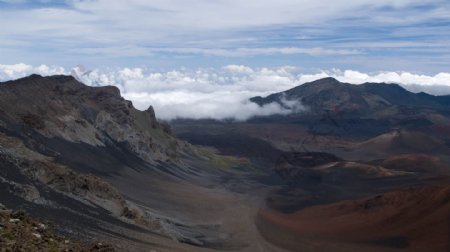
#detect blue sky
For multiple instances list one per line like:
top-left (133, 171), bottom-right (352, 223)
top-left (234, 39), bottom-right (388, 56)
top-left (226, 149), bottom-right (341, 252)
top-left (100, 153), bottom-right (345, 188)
top-left (1, 0), bottom-right (450, 73)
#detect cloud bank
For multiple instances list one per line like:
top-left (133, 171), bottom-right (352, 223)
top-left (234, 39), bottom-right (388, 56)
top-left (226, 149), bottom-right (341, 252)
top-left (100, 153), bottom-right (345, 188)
top-left (1, 63), bottom-right (450, 120)
top-left (0, 63), bottom-right (65, 80)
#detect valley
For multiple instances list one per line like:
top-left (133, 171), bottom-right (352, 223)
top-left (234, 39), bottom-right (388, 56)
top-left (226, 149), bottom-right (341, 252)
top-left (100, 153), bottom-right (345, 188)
top-left (1, 75), bottom-right (450, 252)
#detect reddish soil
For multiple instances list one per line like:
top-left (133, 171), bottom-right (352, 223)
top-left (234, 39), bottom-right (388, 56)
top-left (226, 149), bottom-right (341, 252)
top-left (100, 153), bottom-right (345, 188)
top-left (257, 186), bottom-right (450, 251)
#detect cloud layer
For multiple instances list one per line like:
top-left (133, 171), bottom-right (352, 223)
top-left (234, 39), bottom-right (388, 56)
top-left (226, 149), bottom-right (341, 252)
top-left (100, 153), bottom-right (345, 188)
top-left (0, 63), bottom-right (65, 80)
top-left (1, 63), bottom-right (450, 120)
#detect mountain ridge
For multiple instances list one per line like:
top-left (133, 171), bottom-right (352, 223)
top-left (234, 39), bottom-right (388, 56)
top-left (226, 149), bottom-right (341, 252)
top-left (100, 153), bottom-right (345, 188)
top-left (250, 77), bottom-right (450, 115)
top-left (0, 74), bottom-right (186, 163)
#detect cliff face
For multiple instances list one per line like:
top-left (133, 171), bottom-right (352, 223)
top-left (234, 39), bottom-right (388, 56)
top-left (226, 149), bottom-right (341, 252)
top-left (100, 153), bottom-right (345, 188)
top-left (0, 74), bottom-right (185, 163)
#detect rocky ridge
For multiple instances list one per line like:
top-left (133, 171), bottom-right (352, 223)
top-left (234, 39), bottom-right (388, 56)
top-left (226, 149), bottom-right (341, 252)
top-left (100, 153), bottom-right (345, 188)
top-left (0, 74), bottom-right (189, 163)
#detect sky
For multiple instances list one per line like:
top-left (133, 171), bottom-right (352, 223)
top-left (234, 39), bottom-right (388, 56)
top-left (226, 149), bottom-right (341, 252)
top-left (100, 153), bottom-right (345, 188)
top-left (1, 0), bottom-right (450, 120)
top-left (1, 0), bottom-right (450, 72)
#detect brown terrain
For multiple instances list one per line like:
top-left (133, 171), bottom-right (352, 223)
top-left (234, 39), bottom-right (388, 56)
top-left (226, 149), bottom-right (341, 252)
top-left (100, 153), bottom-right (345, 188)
top-left (257, 185), bottom-right (450, 252)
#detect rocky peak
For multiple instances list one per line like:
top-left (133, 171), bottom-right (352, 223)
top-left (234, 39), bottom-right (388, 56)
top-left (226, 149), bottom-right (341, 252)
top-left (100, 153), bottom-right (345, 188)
top-left (145, 105), bottom-right (158, 128)
top-left (145, 105), bottom-right (156, 118)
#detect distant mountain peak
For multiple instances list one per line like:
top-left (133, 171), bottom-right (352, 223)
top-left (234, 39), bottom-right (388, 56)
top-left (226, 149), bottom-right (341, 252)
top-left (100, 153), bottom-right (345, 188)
top-left (307, 76), bottom-right (340, 84)
top-left (250, 77), bottom-right (450, 116)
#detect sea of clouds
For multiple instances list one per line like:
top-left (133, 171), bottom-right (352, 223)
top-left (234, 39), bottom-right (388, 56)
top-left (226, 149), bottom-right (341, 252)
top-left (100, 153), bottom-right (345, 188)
top-left (1, 63), bottom-right (450, 121)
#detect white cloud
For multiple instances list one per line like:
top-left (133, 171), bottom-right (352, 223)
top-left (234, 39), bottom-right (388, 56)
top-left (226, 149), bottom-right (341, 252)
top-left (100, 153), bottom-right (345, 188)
top-left (327, 70), bottom-right (450, 86)
top-left (123, 91), bottom-right (293, 121)
top-left (2, 64), bottom-right (450, 120)
top-left (0, 63), bottom-right (65, 80)
top-left (298, 69), bottom-right (450, 94)
top-left (71, 65), bottom-right (303, 120)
